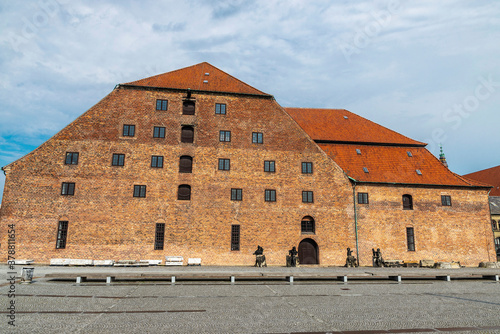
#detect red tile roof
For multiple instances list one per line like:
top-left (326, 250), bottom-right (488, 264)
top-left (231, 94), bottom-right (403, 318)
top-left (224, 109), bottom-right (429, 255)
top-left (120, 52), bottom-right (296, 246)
top-left (285, 108), bottom-right (425, 146)
top-left (463, 165), bottom-right (500, 195)
top-left (318, 144), bottom-right (489, 187)
top-left (124, 62), bottom-right (271, 96)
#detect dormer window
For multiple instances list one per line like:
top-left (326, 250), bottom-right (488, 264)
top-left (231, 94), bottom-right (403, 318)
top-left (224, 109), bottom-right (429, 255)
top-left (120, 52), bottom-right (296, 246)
top-left (356, 149), bottom-right (361, 155)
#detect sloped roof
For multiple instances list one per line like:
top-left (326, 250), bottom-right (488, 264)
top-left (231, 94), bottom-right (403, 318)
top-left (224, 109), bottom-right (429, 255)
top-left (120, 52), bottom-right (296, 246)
top-left (285, 108), bottom-right (425, 146)
top-left (463, 165), bottom-right (500, 196)
top-left (124, 62), bottom-right (271, 96)
top-left (490, 196), bottom-right (500, 215)
top-left (317, 144), bottom-right (489, 187)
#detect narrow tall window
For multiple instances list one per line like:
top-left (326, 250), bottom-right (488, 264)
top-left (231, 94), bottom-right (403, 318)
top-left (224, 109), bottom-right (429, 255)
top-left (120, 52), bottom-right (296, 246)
top-left (61, 182), bottom-right (75, 196)
top-left (215, 103), bottom-right (226, 115)
top-left (264, 161), bottom-right (275, 173)
top-left (112, 153), bottom-right (125, 166)
top-left (407, 227), bottom-right (415, 251)
top-left (179, 156), bottom-right (193, 173)
top-left (153, 126), bottom-right (166, 138)
top-left (231, 188), bottom-right (242, 201)
top-left (403, 194), bottom-right (413, 210)
top-left (302, 162), bottom-right (313, 174)
top-left (301, 216), bottom-right (315, 234)
top-left (154, 223), bottom-right (165, 250)
top-left (183, 100), bottom-right (195, 115)
top-left (181, 126), bottom-right (194, 143)
top-left (358, 193), bottom-right (369, 204)
top-left (441, 195), bottom-right (451, 206)
top-left (219, 130), bottom-right (231, 142)
top-left (302, 191), bottom-right (314, 203)
top-left (231, 225), bottom-right (240, 251)
top-left (492, 220), bottom-right (497, 231)
top-left (65, 152), bottom-right (79, 165)
top-left (156, 99), bottom-right (168, 111)
top-left (265, 189), bottom-right (276, 202)
top-left (133, 185), bottom-right (146, 198)
top-left (151, 156), bottom-right (164, 168)
top-left (178, 185), bottom-right (191, 200)
top-left (123, 124), bottom-right (135, 137)
top-left (56, 221), bottom-right (68, 249)
top-left (218, 159), bottom-right (230, 171)
top-left (252, 132), bottom-right (263, 144)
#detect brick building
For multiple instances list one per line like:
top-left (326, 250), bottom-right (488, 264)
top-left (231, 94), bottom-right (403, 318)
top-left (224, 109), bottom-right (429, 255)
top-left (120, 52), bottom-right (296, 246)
top-left (0, 63), bottom-right (496, 266)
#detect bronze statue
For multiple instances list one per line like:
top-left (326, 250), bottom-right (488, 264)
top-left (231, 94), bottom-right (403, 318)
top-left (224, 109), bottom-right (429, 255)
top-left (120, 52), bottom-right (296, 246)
top-left (253, 245), bottom-right (267, 267)
top-left (345, 247), bottom-right (357, 267)
top-left (287, 246), bottom-right (298, 267)
top-left (372, 248), bottom-right (384, 267)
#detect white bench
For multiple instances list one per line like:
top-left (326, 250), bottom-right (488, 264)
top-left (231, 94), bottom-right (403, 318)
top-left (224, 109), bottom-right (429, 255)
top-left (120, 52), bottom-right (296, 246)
top-left (165, 256), bottom-right (183, 266)
top-left (188, 258), bottom-right (201, 266)
top-left (68, 259), bottom-right (93, 266)
top-left (143, 259), bottom-right (162, 266)
top-left (9, 259), bottom-right (34, 265)
top-left (93, 260), bottom-right (115, 266)
top-left (50, 258), bottom-right (71, 266)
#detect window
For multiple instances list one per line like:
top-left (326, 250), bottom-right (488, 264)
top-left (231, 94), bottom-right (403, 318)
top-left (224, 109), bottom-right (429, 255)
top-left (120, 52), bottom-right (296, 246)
top-left (156, 99), bottom-right (168, 111)
top-left (179, 156), bottom-right (193, 173)
top-left (231, 188), bottom-right (242, 201)
top-left (65, 152), bottom-right (79, 165)
top-left (133, 185), bottom-right (146, 198)
top-left (302, 162), bottom-right (313, 174)
top-left (403, 194), bottom-right (413, 210)
top-left (265, 189), bottom-right (276, 202)
top-left (264, 160), bottom-right (275, 173)
top-left (363, 167), bottom-right (369, 173)
top-left (407, 151), bottom-right (413, 157)
top-left (492, 220), bottom-right (498, 231)
top-left (215, 103), bottom-right (226, 115)
top-left (231, 225), bottom-right (240, 251)
top-left (181, 126), bottom-right (194, 143)
top-left (416, 169), bottom-right (422, 175)
top-left (154, 223), bottom-right (165, 250)
top-left (441, 195), bottom-right (452, 206)
top-left (301, 216), bottom-right (315, 234)
top-left (183, 100), bottom-right (195, 115)
top-left (61, 182), bottom-right (75, 196)
top-left (151, 156), bottom-right (164, 168)
top-left (218, 159), bottom-right (230, 171)
top-left (56, 221), bottom-right (68, 249)
top-left (252, 132), bottom-right (263, 144)
top-left (153, 126), bottom-right (165, 138)
top-left (302, 191), bottom-right (314, 203)
top-left (356, 149), bottom-right (361, 155)
top-left (123, 124), bottom-right (135, 137)
top-left (358, 192), bottom-right (369, 204)
top-left (219, 130), bottom-right (231, 142)
top-left (112, 153), bottom-right (125, 166)
top-left (178, 185), bottom-right (191, 200)
top-left (407, 227), bottom-right (415, 251)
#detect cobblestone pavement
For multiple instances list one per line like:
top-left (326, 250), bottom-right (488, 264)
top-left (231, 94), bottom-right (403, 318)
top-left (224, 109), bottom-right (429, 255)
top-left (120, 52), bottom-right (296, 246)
top-left (1, 265), bottom-right (499, 333)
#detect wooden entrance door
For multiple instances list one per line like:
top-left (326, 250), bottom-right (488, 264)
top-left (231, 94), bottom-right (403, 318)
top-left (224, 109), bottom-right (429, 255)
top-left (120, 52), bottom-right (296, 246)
top-left (298, 238), bottom-right (318, 265)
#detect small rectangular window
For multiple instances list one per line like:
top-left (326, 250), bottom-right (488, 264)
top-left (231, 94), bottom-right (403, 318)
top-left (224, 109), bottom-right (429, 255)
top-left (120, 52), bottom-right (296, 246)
top-left (153, 126), bottom-right (166, 138)
top-left (56, 221), bottom-right (68, 249)
top-left (264, 160), bottom-right (275, 173)
top-left (133, 185), bottom-right (146, 198)
top-left (231, 188), bottom-right (242, 201)
top-left (151, 156), bottom-right (164, 168)
top-left (61, 182), bottom-right (75, 196)
top-left (302, 162), bottom-right (313, 174)
top-left (156, 99), bottom-right (168, 111)
top-left (302, 191), bottom-right (314, 203)
top-left (215, 103), bottom-right (226, 115)
top-left (356, 149), bottom-right (361, 155)
top-left (407, 227), bottom-right (415, 251)
top-left (154, 223), bottom-right (165, 250)
top-left (123, 124), bottom-right (135, 137)
top-left (218, 159), bottom-right (230, 171)
top-left (265, 189), bottom-right (276, 202)
top-left (441, 195), bottom-right (452, 206)
top-left (219, 130), bottom-right (231, 142)
top-left (231, 225), bottom-right (240, 251)
top-left (358, 193), bottom-right (369, 204)
top-left (252, 132), bottom-right (263, 144)
top-left (112, 153), bottom-right (125, 166)
top-left (65, 152), bottom-right (79, 165)
top-left (363, 167), bottom-right (369, 173)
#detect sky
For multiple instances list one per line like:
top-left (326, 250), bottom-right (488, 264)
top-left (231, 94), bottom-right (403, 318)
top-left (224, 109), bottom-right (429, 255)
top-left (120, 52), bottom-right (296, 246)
top-left (1, 0), bottom-right (500, 202)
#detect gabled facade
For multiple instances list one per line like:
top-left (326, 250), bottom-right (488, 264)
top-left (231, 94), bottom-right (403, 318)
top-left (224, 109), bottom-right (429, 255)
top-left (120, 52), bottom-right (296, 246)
top-left (0, 63), bottom-right (496, 266)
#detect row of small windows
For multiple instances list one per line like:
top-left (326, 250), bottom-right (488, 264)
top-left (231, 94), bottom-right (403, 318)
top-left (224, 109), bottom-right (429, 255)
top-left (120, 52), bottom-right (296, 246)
top-left (155, 99), bottom-right (226, 116)
top-left (65, 152), bottom-right (313, 175)
top-left (357, 193), bottom-right (452, 209)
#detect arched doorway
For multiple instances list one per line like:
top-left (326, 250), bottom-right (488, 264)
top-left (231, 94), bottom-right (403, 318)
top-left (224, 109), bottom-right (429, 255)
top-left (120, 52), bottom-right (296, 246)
top-left (298, 238), bottom-right (319, 265)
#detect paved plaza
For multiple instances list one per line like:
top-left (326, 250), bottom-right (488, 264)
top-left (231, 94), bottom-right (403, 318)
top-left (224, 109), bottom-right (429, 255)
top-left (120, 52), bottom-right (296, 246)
top-left (1, 265), bottom-right (500, 333)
